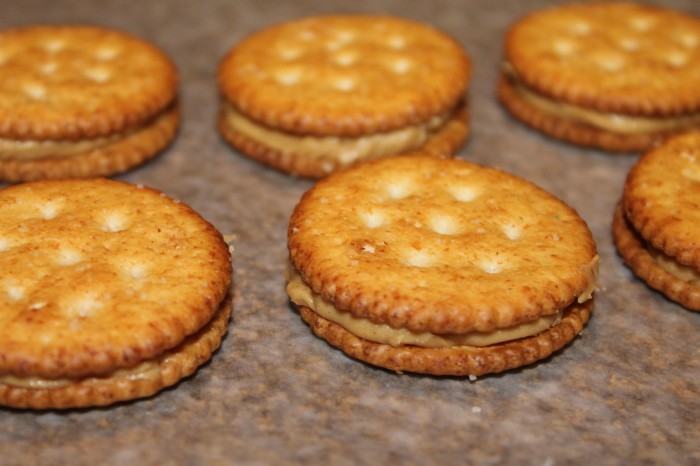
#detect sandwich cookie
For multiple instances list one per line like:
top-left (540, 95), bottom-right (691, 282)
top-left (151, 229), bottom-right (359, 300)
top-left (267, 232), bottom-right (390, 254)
top-left (218, 15), bottom-right (471, 177)
top-left (499, 3), bottom-right (700, 152)
top-left (614, 131), bottom-right (700, 311)
top-left (0, 179), bottom-right (232, 409)
top-left (287, 154), bottom-right (598, 376)
top-left (0, 25), bottom-right (179, 182)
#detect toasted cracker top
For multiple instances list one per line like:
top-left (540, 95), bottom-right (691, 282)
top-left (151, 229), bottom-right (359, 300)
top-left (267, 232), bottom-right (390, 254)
top-left (0, 25), bottom-right (178, 140)
top-left (505, 3), bottom-right (700, 116)
top-left (218, 15), bottom-right (471, 137)
top-left (623, 131), bottom-right (700, 268)
top-left (288, 155), bottom-right (598, 335)
top-left (0, 179), bottom-right (231, 378)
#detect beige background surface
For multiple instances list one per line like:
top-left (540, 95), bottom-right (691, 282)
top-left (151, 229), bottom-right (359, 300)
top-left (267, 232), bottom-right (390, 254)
top-left (1, 1), bottom-right (699, 465)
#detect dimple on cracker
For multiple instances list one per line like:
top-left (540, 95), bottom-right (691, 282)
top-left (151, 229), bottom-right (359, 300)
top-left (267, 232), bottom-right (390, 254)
top-left (287, 154), bottom-right (598, 376)
top-left (218, 15), bottom-right (471, 178)
top-left (0, 25), bottom-right (179, 182)
top-left (499, 3), bottom-right (700, 152)
top-left (0, 179), bottom-right (232, 409)
top-left (613, 131), bottom-right (700, 311)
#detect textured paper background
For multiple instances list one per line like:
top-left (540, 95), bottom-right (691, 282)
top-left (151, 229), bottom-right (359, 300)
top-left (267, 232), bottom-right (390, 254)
top-left (1, 1), bottom-right (699, 464)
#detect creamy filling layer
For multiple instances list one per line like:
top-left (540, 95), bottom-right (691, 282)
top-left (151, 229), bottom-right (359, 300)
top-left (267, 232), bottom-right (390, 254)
top-left (649, 247), bottom-right (700, 285)
top-left (503, 63), bottom-right (700, 134)
top-left (0, 360), bottom-right (161, 389)
top-left (286, 265), bottom-right (571, 348)
top-left (0, 134), bottom-right (123, 160)
top-left (222, 102), bottom-right (450, 164)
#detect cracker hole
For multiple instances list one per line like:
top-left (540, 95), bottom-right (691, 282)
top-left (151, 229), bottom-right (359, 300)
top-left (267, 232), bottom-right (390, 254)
top-left (501, 223), bottom-right (522, 240)
top-left (679, 32), bottom-right (699, 48)
top-left (278, 47), bottom-right (302, 61)
top-left (43, 39), bottom-right (65, 53)
top-left (39, 62), bottom-right (57, 75)
top-left (84, 67), bottom-right (112, 83)
top-left (56, 248), bottom-right (82, 266)
top-left (391, 58), bottom-right (412, 74)
top-left (0, 237), bottom-right (8, 252)
top-left (298, 30), bottom-right (316, 41)
top-left (96, 47), bottom-right (119, 60)
top-left (387, 35), bottom-right (406, 49)
top-left (67, 294), bottom-right (101, 318)
top-left (333, 51), bottom-right (357, 66)
top-left (23, 83), bottom-right (47, 100)
top-left (6, 286), bottom-right (24, 302)
top-left (570, 21), bottom-right (592, 35)
top-left (386, 181), bottom-right (413, 200)
top-left (359, 210), bottom-right (386, 229)
top-left (630, 16), bottom-right (655, 32)
top-left (667, 52), bottom-right (688, 68)
top-left (403, 250), bottom-right (435, 268)
top-left (275, 68), bottom-right (302, 86)
top-left (596, 53), bottom-right (625, 72)
top-left (681, 167), bottom-right (700, 182)
top-left (429, 214), bottom-right (459, 235)
top-left (333, 77), bottom-right (355, 92)
top-left (552, 39), bottom-right (575, 56)
top-left (618, 38), bottom-right (639, 52)
top-left (447, 185), bottom-right (480, 202)
top-left (335, 30), bottom-right (355, 44)
top-left (122, 262), bottom-right (148, 279)
top-left (39, 202), bottom-right (62, 219)
top-left (480, 260), bottom-right (503, 274)
top-left (101, 212), bottom-right (128, 232)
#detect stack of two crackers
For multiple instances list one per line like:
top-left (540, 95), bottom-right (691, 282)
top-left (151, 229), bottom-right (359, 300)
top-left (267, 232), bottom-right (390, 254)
top-left (0, 26), bottom-right (232, 409)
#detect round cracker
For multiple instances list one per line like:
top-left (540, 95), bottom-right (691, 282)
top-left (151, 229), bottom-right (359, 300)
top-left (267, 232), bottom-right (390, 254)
top-left (505, 3), bottom-right (700, 116)
top-left (0, 179), bottom-right (232, 379)
top-left (288, 154), bottom-right (598, 335)
top-left (218, 15), bottom-right (471, 137)
top-left (0, 25), bottom-right (178, 140)
top-left (622, 131), bottom-right (700, 268)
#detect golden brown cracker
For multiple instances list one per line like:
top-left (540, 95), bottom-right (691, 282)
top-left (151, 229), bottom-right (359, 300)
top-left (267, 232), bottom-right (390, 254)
top-left (614, 131), bottom-right (700, 310)
top-left (500, 3), bottom-right (700, 150)
top-left (0, 25), bottom-right (179, 181)
top-left (287, 154), bottom-right (598, 375)
top-left (0, 179), bottom-right (232, 408)
top-left (218, 15), bottom-right (471, 176)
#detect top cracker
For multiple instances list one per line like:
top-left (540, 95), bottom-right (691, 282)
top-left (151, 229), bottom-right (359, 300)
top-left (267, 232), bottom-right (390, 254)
top-left (218, 15), bottom-right (471, 177)
top-left (500, 2), bottom-right (700, 151)
top-left (0, 25), bottom-right (177, 140)
top-left (219, 15), bottom-right (471, 136)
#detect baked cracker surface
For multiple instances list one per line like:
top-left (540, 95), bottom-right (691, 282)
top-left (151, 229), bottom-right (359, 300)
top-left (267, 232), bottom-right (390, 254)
top-left (288, 155), bottom-right (598, 336)
top-left (0, 179), bottom-right (232, 381)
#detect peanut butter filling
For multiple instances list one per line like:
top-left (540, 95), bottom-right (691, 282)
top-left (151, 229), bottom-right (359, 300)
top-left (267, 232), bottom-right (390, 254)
top-left (0, 134), bottom-right (121, 160)
top-left (0, 360), bottom-right (162, 389)
top-left (286, 264), bottom-right (574, 348)
top-left (649, 247), bottom-right (700, 285)
top-left (222, 102), bottom-right (449, 164)
top-left (503, 63), bottom-right (700, 134)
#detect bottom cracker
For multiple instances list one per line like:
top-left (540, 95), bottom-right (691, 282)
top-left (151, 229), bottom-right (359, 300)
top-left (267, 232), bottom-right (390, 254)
top-left (497, 76), bottom-right (676, 153)
top-left (296, 299), bottom-right (592, 377)
top-left (0, 293), bottom-right (232, 410)
top-left (0, 104), bottom-right (180, 183)
top-left (613, 202), bottom-right (700, 311)
top-left (218, 104), bottom-right (469, 178)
